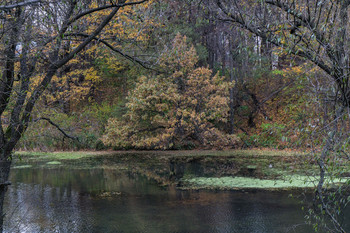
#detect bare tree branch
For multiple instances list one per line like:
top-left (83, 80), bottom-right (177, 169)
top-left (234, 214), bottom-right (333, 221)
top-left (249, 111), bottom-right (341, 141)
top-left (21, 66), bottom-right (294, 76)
top-left (35, 117), bottom-right (79, 141)
top-left (65, 32), bottom-right (155, 70)
top-left (0, 0), bottom-right (40, 11)
top-left (66, 0), bottom-right (148, 26)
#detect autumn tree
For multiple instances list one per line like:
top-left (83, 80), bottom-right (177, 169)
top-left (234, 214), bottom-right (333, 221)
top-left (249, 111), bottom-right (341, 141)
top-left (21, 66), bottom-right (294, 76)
top-left (0, 0), bottom-right (151, 231)
top-left (103, 34), bottom-right (237, 149)
top-left (40, 0), bottom-right (157, 112)
top-left (212, 0), bottom-right (350, 231)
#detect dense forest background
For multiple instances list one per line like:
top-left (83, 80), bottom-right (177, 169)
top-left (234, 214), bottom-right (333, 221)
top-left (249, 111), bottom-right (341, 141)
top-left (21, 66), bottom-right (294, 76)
top-left (9, 0), bottom-right (332, 151)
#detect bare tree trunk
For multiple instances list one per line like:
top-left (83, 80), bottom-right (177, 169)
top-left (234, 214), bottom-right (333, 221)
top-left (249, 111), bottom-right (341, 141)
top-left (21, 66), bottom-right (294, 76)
top-left (314, 106), bottom-right (346, 233)
top-left (0, 158), bottom-right (11, 233)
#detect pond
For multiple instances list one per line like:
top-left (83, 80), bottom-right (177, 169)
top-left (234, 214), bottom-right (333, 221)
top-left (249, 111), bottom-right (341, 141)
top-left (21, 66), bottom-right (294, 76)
top-left (4, 165), bottom-right (316, 233)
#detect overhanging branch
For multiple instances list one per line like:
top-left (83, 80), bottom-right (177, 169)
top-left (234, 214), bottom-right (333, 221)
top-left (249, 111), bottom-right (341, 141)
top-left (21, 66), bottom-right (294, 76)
top-left (68, 0), bottom-right (148, 24)
top-left (265, 0), bottom-right (337, 66)
top-left (66, 32), bottom-right (155, 70)
top-left (0, 0), bottom-right (41, 11)
top-left (35, 117), bottom-right (79, 141)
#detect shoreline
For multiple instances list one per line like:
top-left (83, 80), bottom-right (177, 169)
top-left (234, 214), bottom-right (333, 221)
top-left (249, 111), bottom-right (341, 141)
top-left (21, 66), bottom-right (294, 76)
top-left (12, 149), bottom-right (337, 191)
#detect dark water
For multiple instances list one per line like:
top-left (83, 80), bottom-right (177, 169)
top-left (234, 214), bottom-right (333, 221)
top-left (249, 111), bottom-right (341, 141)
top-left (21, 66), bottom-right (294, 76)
top-left (4, 167), bottom-right (314, 233)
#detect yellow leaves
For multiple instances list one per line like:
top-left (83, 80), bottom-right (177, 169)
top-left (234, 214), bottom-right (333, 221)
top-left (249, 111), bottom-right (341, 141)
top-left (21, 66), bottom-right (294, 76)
top-left (282, 66), bottom-right (304, 76)
top-left (84, 67), bottom-right (100, 83)
top-left (273, 63), bottom-right (308, 80)
top-left (85, 45), bottom-right (98, 57)
top-left (44, 63), bottom-right (102, 107)
top-left (85, 0), bottom-right (158, 44)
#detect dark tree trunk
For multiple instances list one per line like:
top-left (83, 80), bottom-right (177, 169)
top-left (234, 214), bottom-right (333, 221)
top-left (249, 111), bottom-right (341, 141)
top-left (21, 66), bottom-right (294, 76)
top-left (0, 158), bottom-right (11, 233)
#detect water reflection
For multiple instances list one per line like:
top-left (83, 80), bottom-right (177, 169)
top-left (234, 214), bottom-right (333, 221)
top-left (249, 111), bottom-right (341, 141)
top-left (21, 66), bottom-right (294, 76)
top-left (5, 168), bottom-right (313, 233)
top-left (5, 183), bottom-right (93, 232)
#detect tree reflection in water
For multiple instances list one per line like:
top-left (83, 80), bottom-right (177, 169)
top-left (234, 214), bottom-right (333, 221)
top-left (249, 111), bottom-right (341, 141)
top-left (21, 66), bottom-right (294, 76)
top-left (4, 168), bottom-right (314, 233)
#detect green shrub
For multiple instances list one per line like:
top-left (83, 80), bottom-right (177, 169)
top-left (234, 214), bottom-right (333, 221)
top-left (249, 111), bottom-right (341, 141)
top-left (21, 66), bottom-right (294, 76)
top-left (240, 123), bottom-right (287, 148)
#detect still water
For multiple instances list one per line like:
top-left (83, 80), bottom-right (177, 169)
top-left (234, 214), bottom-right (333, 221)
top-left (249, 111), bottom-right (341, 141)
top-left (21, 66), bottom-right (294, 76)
top-left (4, 166), bottom-right (314, 233)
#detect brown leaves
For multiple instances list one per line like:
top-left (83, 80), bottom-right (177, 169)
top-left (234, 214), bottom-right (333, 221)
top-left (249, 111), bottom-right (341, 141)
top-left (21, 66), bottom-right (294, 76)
top-left (103, 34), bottom-right (238, 149)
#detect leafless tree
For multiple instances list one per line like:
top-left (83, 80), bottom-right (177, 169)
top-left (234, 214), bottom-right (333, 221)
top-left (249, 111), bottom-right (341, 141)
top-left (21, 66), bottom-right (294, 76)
top-left (212, 0), bottom-right (350, 232)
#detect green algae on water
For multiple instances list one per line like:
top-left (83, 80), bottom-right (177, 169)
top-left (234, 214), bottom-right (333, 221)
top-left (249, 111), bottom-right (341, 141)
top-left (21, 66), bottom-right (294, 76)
top-left (12, 165), bottom-right (32, 169)
top-left (181, 175), bottom-right (349, 190)
top-left (46, 161), bottom-right (62, 165)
